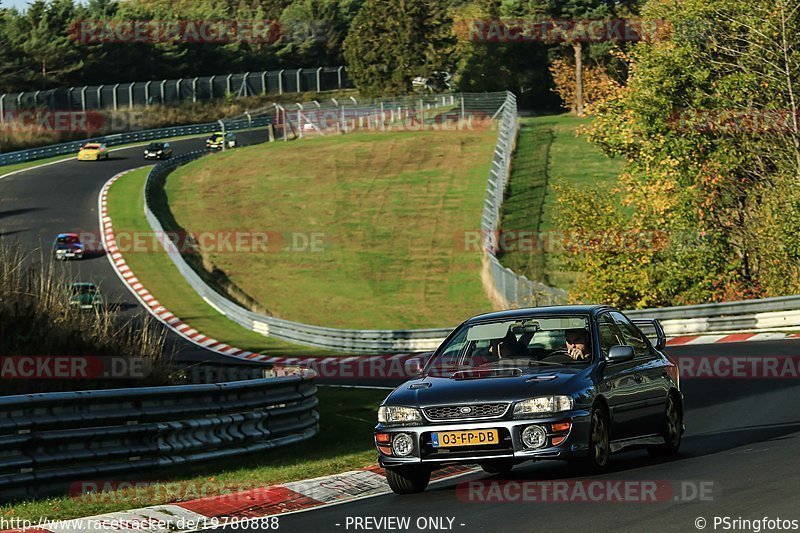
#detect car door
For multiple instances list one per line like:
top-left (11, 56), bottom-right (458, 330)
top-left (610, 311), bottom-right (665, 436)
top-left (596, 312), bottom-right (644, 440)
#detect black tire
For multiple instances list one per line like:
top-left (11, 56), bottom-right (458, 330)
top-left (385, 466), bottom-right (431, 494)
top-left (648, 393), bottom-right (682, 457)
top-left (480, 460), bottom-right (515, 475)
top-left (585, 405), bottom-right (610, 471)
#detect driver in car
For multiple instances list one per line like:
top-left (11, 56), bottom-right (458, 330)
top-left (565, 328), bottom-right (590, 360)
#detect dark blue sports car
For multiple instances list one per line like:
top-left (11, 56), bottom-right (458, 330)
top-left (374, 305), bottom-right (684, 494)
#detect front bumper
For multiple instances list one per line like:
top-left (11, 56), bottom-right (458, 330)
top-left (55, 250), bottom-right (83, 259)
top-left (375, 410), bottom-right (591, 467)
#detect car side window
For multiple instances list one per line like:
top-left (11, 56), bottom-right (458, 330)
top-left (597, 313), bottom-right (624, 358)
top-left (610, 311), bottom-right (650, 357)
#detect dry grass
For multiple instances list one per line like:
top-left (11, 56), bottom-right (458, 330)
top-left (165, 128), bottom-right (497, 329)
top-left (0, 241), bottom-right (171, 394)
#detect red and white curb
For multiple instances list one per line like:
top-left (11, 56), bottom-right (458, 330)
top-left (1, 465), bottom-right (478, 533)
top-left (666, 331), bottom-right (800, 346)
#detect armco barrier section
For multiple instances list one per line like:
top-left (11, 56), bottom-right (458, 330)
top-left (0, 366), bottom-right (318, 502)
top-left (0, 117), bottom-right (271, 167)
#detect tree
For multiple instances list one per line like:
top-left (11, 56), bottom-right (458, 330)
top-left (343, 0), bottom-right (455, 97)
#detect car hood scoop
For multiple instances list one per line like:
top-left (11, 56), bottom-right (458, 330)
top-left (450, 368), bottom-right (523, 380)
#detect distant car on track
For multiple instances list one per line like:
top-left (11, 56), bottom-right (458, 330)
top-left (68, 282), bottom-right (104, 310)
top-left (206, 131), bottom-right (236, 150)
top-left (53, 233), bottom-right (84, 260)
top-left (374, 305), bottom-right (684, 494)
top-left (143, 142), bottom-right (172, 160)
top-left (77, 142), bottom-right (109, 161)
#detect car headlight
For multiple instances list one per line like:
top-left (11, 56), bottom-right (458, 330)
top-left (378, 405), bottom-right (422, 424)
top-left (513, 396), bottom-right (573, 418)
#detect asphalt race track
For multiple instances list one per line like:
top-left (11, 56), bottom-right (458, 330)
top-left (2, 134), bottom-right (800, 532)
top-left (0, 132), bottom-right (267, 364)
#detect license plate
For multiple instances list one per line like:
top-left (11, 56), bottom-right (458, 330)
top-left (431, 429), bottom-right (499, 448)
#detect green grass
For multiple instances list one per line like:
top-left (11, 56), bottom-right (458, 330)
top-left (498, 114), bottom-right (624, 291)
top-left (107, 167), bottom-right (337, 356)
top-left (165, 128), bottom-right (497, 329)
top-left (1, 387), bottom-right (386, 521)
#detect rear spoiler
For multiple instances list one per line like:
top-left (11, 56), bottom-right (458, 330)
top-left (631, 318), bottom-right (667, 350)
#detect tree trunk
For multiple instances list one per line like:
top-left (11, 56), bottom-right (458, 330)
top-left (573, 42), bottom-right (584, 116)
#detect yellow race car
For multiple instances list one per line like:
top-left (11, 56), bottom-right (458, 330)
top-left (77, 142), bottom-right (109, 161)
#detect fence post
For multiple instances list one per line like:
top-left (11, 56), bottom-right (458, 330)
top-left (0, 94), bottom-right (4, 122)
top-left (128, 83), bottom-right (134, 108)
top-left (191, 78), bottom-right (197, 103)
top-left (278, 69), bottom-right (284, 95)
top-left (144, 81), bottom-right (151, 106)
top-left (461, 95), bottom-right (465, 121)
top-left (226, 74), bottom-right (232, 96)
top-left (316, 67), bottom-right (322, 92)
top-left (296, 69), bottom-right (302, 93)
top-left (112, 83), bottom-right (119, 111)
top-left (337, 66), bottom-right (344, 89)
top-left (175, 79), bottom-right (182, 104)
top-left (160, 80), bottom-right (166, 103)
top-left (97, 86), bottom-right (103, 109)
top-left (34, 90), bottom-right (41, 108)
top-left (261, 71), bottom-right (268, 94)
top-left (80, 87), bottom-right (87, 111)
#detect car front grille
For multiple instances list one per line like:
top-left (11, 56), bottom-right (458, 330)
top-left (423, 403), bottom-right (509, 421)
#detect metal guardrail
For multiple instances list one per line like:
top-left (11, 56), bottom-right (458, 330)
top-left (480, 92), bottom-right (568, 308)
top-left (0, 117), bottom-right (271, 167)
top-left (0, 366), bottom-right (318, 502)
top-left (0, 67), bottom-right (351, 115)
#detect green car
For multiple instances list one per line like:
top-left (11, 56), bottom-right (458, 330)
top-left (68, 282), bottom-right (104, 310)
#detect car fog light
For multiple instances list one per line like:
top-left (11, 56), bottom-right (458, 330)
top-left (392, 433), bottom-right (414, 457)
top-left (521, 425), bottom-right (547, 448)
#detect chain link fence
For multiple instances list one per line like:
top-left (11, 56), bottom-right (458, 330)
top-left (480, 92), bottom-right (568, 308)
top-left (0, 67), bottom-right (351, 117)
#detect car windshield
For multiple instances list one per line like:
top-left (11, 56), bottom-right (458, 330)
top-left (56, 236), bottom-right (79, 244)
top-left (71, 285), bottom-right (97, 295)
top-left (424, 315), bottom-right (593, 375)
top-left (147, 143), bottom-right (165, 150)
top-left (83, 143), bottom-right (101, 149)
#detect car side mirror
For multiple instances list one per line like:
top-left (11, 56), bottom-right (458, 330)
top-left (607, 345), bottom-right (634, 363)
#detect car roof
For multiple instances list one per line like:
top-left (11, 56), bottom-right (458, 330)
top-left (463, 305), bottom-right (613, 324)
top-left (56, 233), bottom-right (79, 238)
top-left (70, 282), bottom-right (97, 287)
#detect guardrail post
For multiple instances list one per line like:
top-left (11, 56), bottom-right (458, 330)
top-left (278, 69), bottom-right (284, 95)
top-left (112, 83), bottom-right (119, 111)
